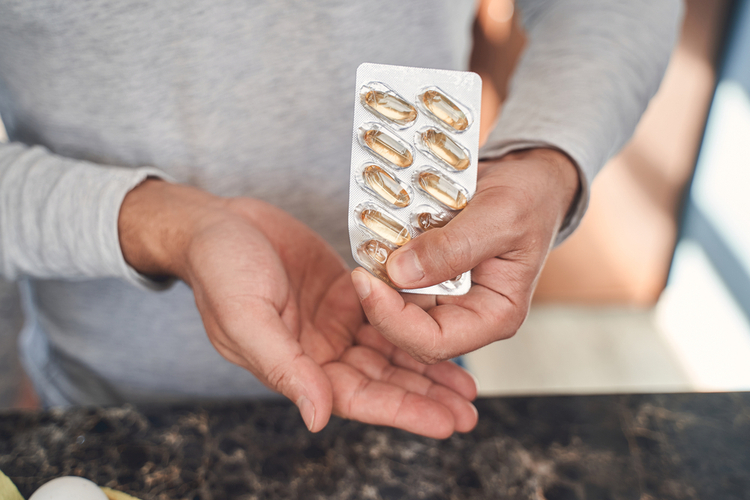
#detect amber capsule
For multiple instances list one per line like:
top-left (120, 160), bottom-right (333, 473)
top-left (362, 90), bottom-right (417, 126)
top-left (420, 129), bottom-right (470, 171)
top-left (360, 208), bottom-right (411, 246)
top-left (363, 128), bottom-right (413, 168)
top-left (417, 171), bottom-right (468, 210)
top-left (362, 165), bottom-right (410, 207)
top-left (416, 211), bottom-right (451, 231)
top-left (357, 239), bottom-right (394, 285)
top-left (420, 90), bottom-right (469, 131)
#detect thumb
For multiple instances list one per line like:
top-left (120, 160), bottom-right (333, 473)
top-left (386, 194), bottom-right (507, 289)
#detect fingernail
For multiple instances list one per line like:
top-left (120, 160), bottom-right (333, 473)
top-left (351, 270), bottom-right (371, 300)
top-left (296, 396), bottom-right (316, 431)
top-left (388, 249), bottom-right (424, 285)
top-left (468, 371), bottom-right (481, 395)
top-left (469, 402), bottom-right (478, 419)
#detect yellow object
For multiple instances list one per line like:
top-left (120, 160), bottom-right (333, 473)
top-left (100, 487), bottom-right (142, 500)
top-left (419, 90), bottom-right (469, 131)
top-left (362, 165), bottom-right (410, 207)
top-left (0, 470), bottom-right (24, 500)
top-left (417, 171), bottom-right (468, 210)
top-left (360, 208), bottom-right (411, 246)
top-left (362, 129), bottom-right (413, 168)
top-left (362, 90), bottom-right (417, 125)
top-left (420, 129), bottom-right (470, 171)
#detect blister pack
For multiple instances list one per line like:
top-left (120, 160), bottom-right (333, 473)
top-left (347, 63), bottom-right (482, 295)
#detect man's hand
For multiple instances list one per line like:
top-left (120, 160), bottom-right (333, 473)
top-left (118, 180), bottom-right (478, 438)
top-left (351, 148), bottom-right (580, 363)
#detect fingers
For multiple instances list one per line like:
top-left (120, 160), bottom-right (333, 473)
top-left (338, 346), bottom-right (478, 433)
top-left (325, 360), bottom-right (455, 438)
top-left (323, 344), bottom-right (479, 438)
top-left (352, 267), bottom-right (524, 363)
top-left (207, 303), bottom-right (334, 433)
top-left (354, 324), bottom-right (478, 400)
top-left (352, 268), bottom-right (443, 362)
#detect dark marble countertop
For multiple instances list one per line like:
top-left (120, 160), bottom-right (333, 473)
top-left (1, 393), bottom-right (749, 500)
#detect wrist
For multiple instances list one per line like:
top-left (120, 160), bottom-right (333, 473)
top-left (118, 179), bottom-right (229, 281)
top-left (482, 147), bottom-right (581, 229)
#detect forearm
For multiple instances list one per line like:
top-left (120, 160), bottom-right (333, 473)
top-left (0, 142), bottom-right (166, 284)
top-left (481, 0), bottom-right (683, 241)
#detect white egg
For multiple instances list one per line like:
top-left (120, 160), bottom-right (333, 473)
top-left (29, 476), bottom-right (109, 500)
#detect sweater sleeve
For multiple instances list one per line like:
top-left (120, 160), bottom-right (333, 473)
top-left (0, 141), bottom-right (172, 289)
top-left (478, 0), bottom-right (684, 244)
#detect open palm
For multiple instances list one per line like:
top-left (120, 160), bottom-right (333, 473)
top-left (182, 198), bottom-right (477, 438)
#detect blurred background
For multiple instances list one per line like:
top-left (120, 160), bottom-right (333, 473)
top-left (1, 0), bottom-right (748, 408)
top-left (466, 0), bottom-right (750, 395)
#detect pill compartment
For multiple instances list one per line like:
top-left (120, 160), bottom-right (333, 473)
top-left (359, 122), bottom-right (414, 169)
top-left (360, 82), bottom-right (418, 129)
top-left (358, 163), bottom-right (413, 208)
top-left (415, 127), bottom-right (471, 172)
top-left (348, 63), bottom-right (481, 296)
top-left (416, 87), bottom-right (472, 133)
top-left (356, 238), bottom-right (396, 286)
top-left (413, 167), bottom-right (469, 211)
top-left (411, 204), bottom-right (454, 233)
top-left (356, 202), bottom-right (412, 247)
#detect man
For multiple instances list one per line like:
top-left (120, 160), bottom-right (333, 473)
top-left (0, 0), bottom-right (682, 437)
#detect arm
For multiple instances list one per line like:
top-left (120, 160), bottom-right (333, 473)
top-left (0, 142), bottom-right (167, 288)
top-left (352, 0), bottom-right (684, 363)
top-left (0, 139), bottom-right (478, 436)
top-left (483, 0), bottom-right (685, 242)
top-left (118, 179), bottom-right (479, 437)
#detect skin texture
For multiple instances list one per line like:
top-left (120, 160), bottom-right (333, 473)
top-left (118, 148), bottom-right (578, 437)
top-left (118, 180), bottom-right (479, 438)
top-left (352, 148), bottom-right (580, 363)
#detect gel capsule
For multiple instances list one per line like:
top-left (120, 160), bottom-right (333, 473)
top-left (417, 171), bottom-right (468, 210)
top-left (363, 165), bottom-right (410, 207)
top-left (357, 239), bottom-right (394, 285)
top-left (363, 129), bottom-right (413, 168)
top-left (420, 129), bottom-right (470, 171)
top-left (363, 90), bottom-right (417, 126)
top-left (360, 208), bottom-right (411, 246)
top-left (420, 90), bottom-right (469, 131)
top-left (416, 211), bottom-right (451, 231)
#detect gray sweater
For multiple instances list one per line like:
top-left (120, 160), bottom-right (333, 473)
top-left (0, 0), bottom-right (682, 406)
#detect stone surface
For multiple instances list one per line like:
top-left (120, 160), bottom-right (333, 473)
top-left (1, 393), bottom-right (749, 500)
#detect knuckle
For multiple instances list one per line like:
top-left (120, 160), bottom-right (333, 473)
top-left (506, 299), bottom-right (531, 339)
top-left (414, 352), bottom-right (441, 365)
top-left (265, 363), bottom-right (288, 390)
top-left (436, 229), bottom-right (473, 278)
top-left (411, 344), bottom-right (449, 365)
